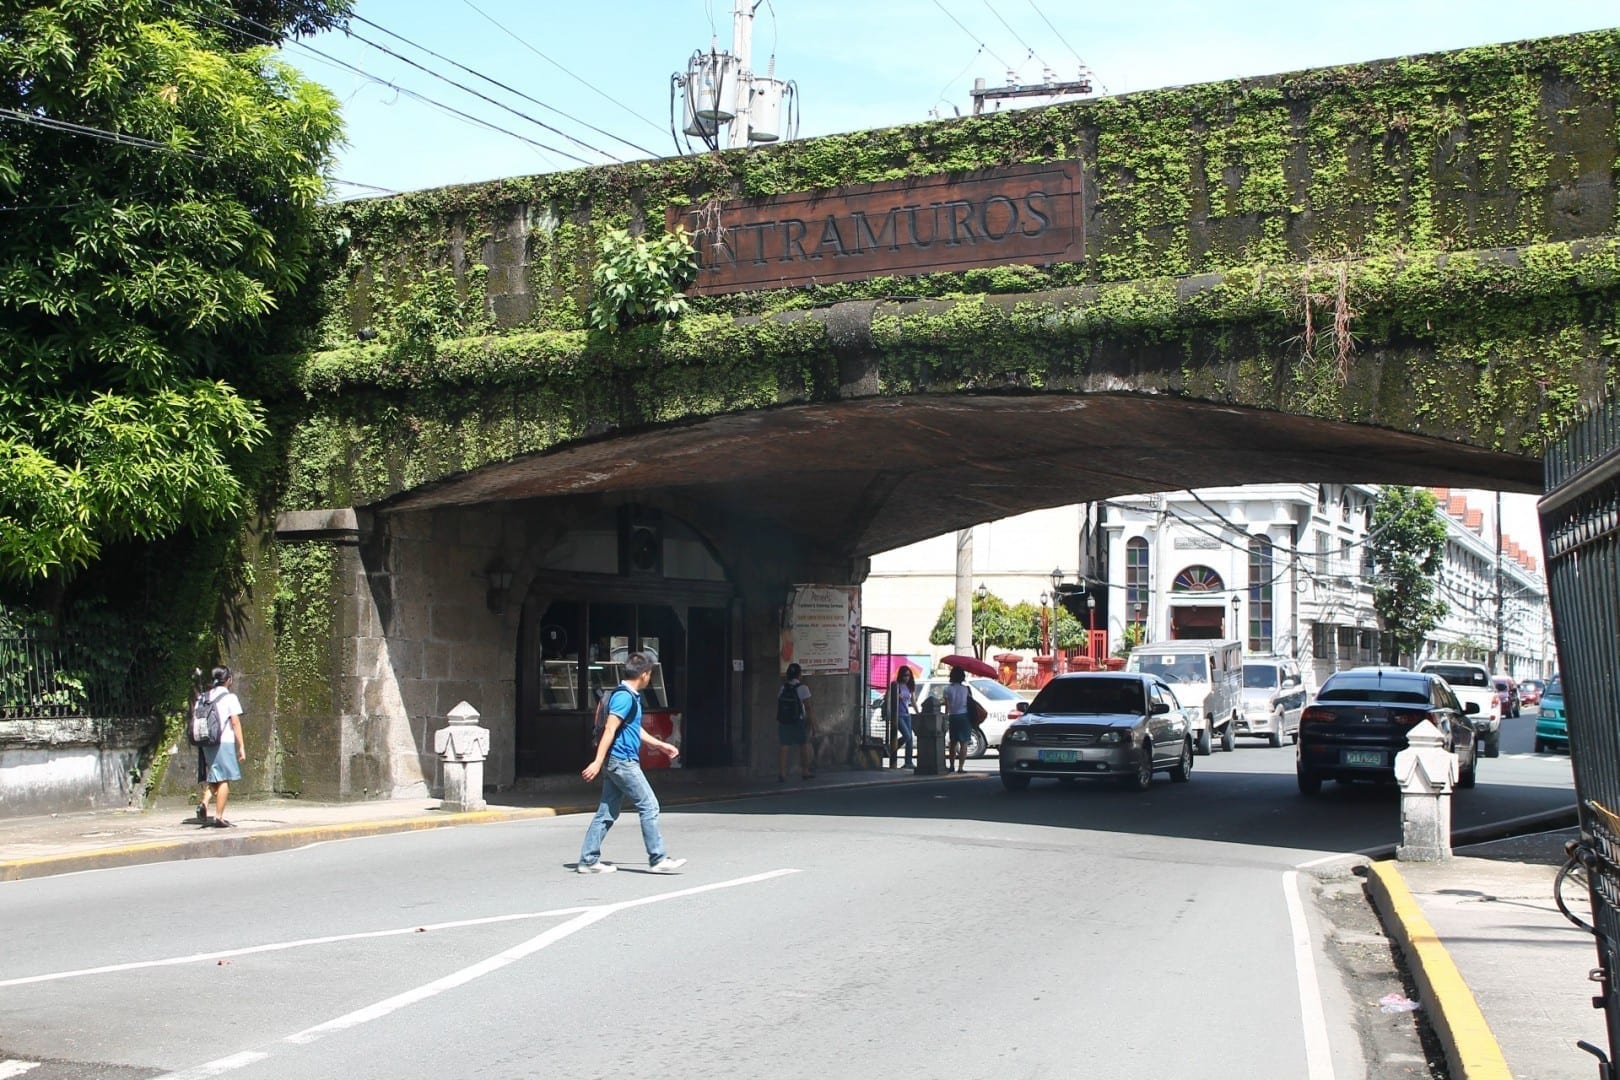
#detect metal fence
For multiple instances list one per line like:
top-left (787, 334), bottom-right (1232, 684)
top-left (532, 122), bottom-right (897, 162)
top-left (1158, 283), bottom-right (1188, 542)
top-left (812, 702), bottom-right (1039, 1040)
top-left (1542, 398), bottom-right (1620, 1078)
top-left (0, 629), bottom-right (159, 720)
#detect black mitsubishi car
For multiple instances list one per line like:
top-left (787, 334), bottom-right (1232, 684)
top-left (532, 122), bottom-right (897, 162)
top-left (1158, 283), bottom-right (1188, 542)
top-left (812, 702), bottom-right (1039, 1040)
top-left (1296, 667), bottom-right (1479, 795)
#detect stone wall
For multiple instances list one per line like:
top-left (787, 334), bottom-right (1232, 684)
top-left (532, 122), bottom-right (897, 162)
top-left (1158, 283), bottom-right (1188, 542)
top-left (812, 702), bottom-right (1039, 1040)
top-left (0, 716), bottom-right (160, 817)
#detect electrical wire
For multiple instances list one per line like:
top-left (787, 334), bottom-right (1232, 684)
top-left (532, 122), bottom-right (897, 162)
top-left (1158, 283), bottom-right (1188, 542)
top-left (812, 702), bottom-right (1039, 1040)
top-left (346, 13), bottom-right (658, 160)
top-left (928, 0), bottom-right (1019, 76)
top-left (457, 0), bottom-right (668, 137)
top-left (0, 107), bottom-right (209, 161)
top-left (1023, 0), bottom-right (1108, 91)
top-left (980, 0), bottom-right (1052, 72)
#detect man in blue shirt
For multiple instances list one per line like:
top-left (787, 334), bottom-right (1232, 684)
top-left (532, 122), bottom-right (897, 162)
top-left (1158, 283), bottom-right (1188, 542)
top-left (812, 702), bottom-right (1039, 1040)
top-left (577, 651), bottom-right (687, 874)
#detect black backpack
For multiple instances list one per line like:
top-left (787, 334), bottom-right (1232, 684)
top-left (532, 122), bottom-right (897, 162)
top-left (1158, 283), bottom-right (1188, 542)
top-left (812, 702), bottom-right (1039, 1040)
top-left (776, 682), bottom-right (802, 725)
top-left (590, 689), bottom-right (639, 746)
top-left (188, 690), bottom-right (222, 747)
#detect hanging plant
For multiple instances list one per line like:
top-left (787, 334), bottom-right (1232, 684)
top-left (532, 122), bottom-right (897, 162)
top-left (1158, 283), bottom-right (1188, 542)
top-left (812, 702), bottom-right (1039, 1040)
top-left (588, 227), bottom-right (700, 332)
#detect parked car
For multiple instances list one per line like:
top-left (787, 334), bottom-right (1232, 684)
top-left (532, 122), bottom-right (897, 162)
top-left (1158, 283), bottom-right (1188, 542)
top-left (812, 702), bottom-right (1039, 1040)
top-left (916, 676), bottom-right (1026, 757)
top-left (1520, 679), bottom-right (1545, 707)
top-left (1239, 655), bottom-right (1307, 747)
top-left (1000, 672), bottom-right (1194, 792)
top-left (1534, 675), bottom-right (1567, 753)
top-left (1417, 661), bottom-right (1501, 757)
top-left (1125, 639), bottom-right (1243, 755)
top-left (1297, 668), bottom-right (1478, 794)
top-left (1491, 674), bottom-right (1521, 718)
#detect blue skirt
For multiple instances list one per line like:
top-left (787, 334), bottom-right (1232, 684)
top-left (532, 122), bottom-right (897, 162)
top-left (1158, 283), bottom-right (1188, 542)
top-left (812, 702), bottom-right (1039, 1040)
top-left (203, 742), bottom-right (242, 783)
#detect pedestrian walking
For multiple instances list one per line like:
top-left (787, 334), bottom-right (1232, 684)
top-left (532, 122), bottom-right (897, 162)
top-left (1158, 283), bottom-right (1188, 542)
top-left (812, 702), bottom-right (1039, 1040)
top-left (942, 667), bottom-right (973, 773)
top-left (577, 651), bottom-right (686, 875)
top-left (889, 666), bottom-right (917, 767)
top-left (198, 667), bottom-right (245, 827)
top-left (777, 662), bottom-right (815, 781)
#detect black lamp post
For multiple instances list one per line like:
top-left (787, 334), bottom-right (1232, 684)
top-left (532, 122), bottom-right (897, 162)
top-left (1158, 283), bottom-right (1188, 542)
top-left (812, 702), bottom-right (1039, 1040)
top-left (974, 583), bottom-right (989, 657)
top-left (1087, 592), bottom-right (1097, 658)
top-left (1039, 591), bottom-right (1051, 656)
top-left (1230, 593), bottom-right (1242, 644)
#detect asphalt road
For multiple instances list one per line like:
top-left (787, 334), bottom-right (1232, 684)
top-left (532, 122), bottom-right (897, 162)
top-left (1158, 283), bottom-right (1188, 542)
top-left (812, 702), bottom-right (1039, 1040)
top-left (0, 710), bottom-right (1574, 1080)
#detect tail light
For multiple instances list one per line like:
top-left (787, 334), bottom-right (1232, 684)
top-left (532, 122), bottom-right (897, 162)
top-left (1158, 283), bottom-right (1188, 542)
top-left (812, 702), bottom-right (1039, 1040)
top-left (1008, 707), bottom-right (1023, 721)
top-left (1389, 708), bottom-right (1432, 727)
top-left (1300, 706), bottom-right (1333, 726)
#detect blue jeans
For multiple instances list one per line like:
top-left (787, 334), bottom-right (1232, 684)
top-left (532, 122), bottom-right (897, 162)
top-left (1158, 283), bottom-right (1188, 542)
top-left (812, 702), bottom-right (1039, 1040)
top-left (897, 714), bottom-right (914, 760)
top-left (579, 757), bottom-right (666, 867)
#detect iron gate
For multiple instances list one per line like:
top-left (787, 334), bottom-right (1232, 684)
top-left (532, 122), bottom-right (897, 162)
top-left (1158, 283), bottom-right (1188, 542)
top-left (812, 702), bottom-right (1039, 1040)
top-left (1542, 400), bottom-right (1620, 1078)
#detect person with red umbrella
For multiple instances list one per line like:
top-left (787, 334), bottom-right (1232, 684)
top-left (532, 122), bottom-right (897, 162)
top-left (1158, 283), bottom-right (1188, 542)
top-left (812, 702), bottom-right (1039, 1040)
top-left (941, 667), bottom-right (975, 773)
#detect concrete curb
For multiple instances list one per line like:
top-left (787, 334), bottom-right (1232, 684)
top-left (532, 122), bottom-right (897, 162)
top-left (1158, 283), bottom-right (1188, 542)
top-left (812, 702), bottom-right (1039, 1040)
top-left (1353, 805), bottom-right (1580, 862)
top-left (1366, 860), bottom-right (1514, 1080)
top-left (0, 769), bottom-right (976, 882)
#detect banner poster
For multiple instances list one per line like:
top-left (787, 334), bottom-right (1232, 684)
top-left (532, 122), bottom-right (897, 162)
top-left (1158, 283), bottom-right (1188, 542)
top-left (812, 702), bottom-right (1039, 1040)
top-left (780, 585), bottom-right (860, 675)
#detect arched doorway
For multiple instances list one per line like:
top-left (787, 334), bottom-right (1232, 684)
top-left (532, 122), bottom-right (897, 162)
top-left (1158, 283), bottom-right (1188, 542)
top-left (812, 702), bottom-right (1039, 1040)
top-left (1170, 565), bottom-right (1228, 640)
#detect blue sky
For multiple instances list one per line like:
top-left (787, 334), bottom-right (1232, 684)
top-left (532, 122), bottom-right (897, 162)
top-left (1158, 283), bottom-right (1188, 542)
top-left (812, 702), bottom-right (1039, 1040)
top-left (285, 0), bottom-right (1593, 546)
top-left (290, 1), bottom-right (1619, 196)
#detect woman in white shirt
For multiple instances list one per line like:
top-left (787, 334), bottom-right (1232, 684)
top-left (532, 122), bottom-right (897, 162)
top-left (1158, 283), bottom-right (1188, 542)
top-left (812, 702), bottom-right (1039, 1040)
top-left (941, 667), bottom-right (973, 773)
top-left (199, 666), bottom-right (246, 827)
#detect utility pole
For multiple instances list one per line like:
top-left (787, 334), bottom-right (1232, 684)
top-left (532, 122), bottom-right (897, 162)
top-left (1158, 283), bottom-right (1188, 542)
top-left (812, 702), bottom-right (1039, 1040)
top-left (1493, 490), bottom-right (1505, 672)
top-left (955, 528), bottom-right (974, 657)
top-left (727, 0), bottom-right (754, 149)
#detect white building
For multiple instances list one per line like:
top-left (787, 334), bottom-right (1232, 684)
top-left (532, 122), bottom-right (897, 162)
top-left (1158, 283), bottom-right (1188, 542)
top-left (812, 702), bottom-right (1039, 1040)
top-left (864, 484), bottom-right (1550, 685)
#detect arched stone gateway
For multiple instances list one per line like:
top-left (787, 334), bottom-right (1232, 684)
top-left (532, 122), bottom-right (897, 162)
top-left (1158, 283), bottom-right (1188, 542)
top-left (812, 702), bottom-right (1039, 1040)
top-left (256, 31), bottom-right (1617, 798)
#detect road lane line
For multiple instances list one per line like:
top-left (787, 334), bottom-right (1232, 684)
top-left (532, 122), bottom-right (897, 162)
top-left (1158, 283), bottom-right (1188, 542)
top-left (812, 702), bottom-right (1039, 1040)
top-left (154, 868), bottom-right (801, 1078)
top-left (0, 905), bottom-right (596, 988)
top-left (1284, 870), bottom-right (1336, 1080)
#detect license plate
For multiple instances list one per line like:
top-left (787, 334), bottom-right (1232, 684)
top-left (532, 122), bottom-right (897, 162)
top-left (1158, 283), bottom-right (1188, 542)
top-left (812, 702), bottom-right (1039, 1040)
top-left (1038, 749), bottom-right (1080, 763)
top-left (1343, 750), bottom-right (1386, 767)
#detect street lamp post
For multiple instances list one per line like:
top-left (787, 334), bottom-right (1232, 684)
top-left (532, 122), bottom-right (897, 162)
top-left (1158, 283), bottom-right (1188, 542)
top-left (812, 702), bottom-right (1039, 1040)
top-left (1050, 569), bottom-right (1064, 671)
top-left (975, 583), bottom-right (989, 657)
top-left (1087, 592), bottom-right (1097, 659)
top-left (1231, 593), bottom-right (1242, 645)
top-left (1040, 591), bottom-right (1051, 656)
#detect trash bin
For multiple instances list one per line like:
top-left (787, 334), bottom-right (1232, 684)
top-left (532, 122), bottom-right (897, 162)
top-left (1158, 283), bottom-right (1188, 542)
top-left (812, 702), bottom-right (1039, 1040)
top-left (915, 697), bottom-right (946, 775)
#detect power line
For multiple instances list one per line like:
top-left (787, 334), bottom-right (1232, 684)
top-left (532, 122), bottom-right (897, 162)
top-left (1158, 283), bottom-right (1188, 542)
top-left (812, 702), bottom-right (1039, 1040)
top-left (348, 13), bottom-right (660, 159)
top-left (928, 0), bottom-right (1019, 76)
top-left (980, 0), bottom-right (1052, 71)
top-left (187, 7), bottom-right (587, 169)
top-left (457, 0), bottom-right (667, 137)
top-left (1023, 0), bottom-right (1108, 91)
top-left (0, 107), bottom-right (209, 161)
top-left (335, 19), bottom-right (624, 164)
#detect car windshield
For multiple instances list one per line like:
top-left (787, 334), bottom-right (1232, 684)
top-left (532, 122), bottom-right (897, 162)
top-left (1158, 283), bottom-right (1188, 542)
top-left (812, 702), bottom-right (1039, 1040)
top-left (1421, 664), bottom-right (1490, 687)
top-left (1243, 666), bottom-right (1278, 689)
top-left (1029, 678), bottom-right (1147, 715)
top-left (1319, 675), bottom-right (1430, 705)
top-left (1130, 653), bottom-right (1208, 684)
top-left (1546, 676), bottom-right (1563, 696)
top-left (969, 678), bottom-right (1020, 701)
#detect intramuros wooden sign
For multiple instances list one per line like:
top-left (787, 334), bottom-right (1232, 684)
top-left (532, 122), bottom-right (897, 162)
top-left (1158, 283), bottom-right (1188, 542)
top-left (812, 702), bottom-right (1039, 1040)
top-left (670, 161), bottom-right (1083, 296)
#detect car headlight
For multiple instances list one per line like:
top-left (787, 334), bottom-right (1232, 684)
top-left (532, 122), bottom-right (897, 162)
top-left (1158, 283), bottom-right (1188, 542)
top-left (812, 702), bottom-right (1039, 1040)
top-left (1007, 728), bottom-right (1029, 743)
top-left (1098, 731), bottom-right (1125, 745)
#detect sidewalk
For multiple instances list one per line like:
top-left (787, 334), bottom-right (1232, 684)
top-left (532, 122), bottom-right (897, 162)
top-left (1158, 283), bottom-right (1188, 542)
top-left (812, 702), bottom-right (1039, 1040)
top-left (1368, 823), bottom-right (1607, 1080)
top-left (0, 764), bottom-right (948, 881)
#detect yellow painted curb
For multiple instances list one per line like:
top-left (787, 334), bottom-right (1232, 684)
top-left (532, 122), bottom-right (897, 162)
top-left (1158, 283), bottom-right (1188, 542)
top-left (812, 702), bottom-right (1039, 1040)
top-left (1366, 860), bottom-right (1514, 1080)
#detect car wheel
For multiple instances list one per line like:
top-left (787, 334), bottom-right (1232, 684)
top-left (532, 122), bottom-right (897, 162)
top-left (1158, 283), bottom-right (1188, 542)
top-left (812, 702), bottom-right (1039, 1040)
top-left (1458, 748), bottom-right (1478, 788)
top-left (1297, 766), bottom-right (1322, 796)
top-left (1123, 743), bottom-right (1154, 791)
top-left (1485, 731), bottom-right (1500, 758)
top-left (1220, 718), bottom-right (1235, 753)
top-left (1169, 738), bottom-right (1193, 782)
top-left (1535, 737), bottom-right (1548, 754)
top-left (968, 727), bottom-right (988, 759)
top-left (1290, 729), bottom-right (1299, 746)
top-left (1000, 772), bottom-right (1031, 792)
top-left (1268, 710), bottom-right (1284, 748)
top-left (1195, 726), bottom-right (1212, 756)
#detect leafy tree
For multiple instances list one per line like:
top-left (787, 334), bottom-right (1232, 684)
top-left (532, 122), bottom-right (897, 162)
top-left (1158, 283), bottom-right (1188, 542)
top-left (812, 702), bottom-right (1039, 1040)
top-left (929, 591), bottom-right (1031, 658)
top-left (1370, 486), bottom-right (1449, 664)
top-left (0, 0), bottom-right (347, 584)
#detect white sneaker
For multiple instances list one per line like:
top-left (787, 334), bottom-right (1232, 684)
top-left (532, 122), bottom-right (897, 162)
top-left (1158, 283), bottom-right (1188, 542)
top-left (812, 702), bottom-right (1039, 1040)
top-left (648, 857), bottom-right (687, 873)
top-left (576, 861), bottom-right (617, 874)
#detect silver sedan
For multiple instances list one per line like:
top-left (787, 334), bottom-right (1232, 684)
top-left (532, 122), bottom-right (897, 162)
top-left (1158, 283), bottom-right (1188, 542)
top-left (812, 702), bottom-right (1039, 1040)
top-left (1000, 672), bottom-right (1195, 792)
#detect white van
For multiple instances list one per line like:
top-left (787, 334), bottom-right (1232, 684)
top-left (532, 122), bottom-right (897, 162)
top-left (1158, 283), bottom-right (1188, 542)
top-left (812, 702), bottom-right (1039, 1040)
top-left (1126, 640), bottom-right (1244, 754)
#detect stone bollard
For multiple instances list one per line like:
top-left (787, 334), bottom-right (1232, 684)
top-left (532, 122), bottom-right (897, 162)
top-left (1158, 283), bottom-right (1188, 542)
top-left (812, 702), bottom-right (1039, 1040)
top-left (434, 701), bottom-right (490, 812)
top-left (1394, 719), bottom-right (1458, 861)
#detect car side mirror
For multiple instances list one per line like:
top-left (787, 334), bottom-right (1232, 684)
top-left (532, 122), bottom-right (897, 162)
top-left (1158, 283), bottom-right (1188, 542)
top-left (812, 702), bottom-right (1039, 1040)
top-left (1464, 701), bottom-right (1480, 714)
top-left (1286, 676), bottom-right (1300, 687)
top-left (1151, 702), bottom-right (1170, 715)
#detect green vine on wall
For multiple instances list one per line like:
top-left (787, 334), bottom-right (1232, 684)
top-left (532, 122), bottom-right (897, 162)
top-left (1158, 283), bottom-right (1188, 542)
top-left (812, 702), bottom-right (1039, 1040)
top-left (588, 227), bottom-right (699, 332)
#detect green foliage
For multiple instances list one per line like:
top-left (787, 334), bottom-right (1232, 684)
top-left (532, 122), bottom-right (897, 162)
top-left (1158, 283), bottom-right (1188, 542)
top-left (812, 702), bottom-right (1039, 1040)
top-left (588, 227), bottom-right (699, 332)
top-left (0, 0), bottom-right (344, 583)
top-left (1370, 486), bottom-right (1450, 663)
top-left (1113, 622), bottom-right (1147, 658)
top-left (928, 590), bottom-right (1078, 657)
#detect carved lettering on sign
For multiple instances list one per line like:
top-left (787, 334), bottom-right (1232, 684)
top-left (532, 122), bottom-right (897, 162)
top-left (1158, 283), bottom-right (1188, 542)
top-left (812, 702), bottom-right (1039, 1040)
top-left (668, 162), bottom-right (1083, 296)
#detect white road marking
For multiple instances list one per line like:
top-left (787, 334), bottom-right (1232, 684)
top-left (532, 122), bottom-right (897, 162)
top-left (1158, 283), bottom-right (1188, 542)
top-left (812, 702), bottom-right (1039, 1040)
top-left (154, 868), bottom-right (800, 1079)
top-left (1284, 870), bottom-right (1337, 1080)
top-left (0, 1061), bottom-right (40, 1078)
top-left (0, 905), bottom-right (595, 988)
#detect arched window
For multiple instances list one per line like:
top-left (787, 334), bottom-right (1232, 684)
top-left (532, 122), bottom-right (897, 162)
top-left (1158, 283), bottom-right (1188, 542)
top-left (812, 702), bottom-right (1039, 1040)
top-left (1126, 537), bottom-right (1150, 632)
top-left (1171, 565), bottom-right (1223, 592)
top-left (1248, 535), bottom-right (1274, 652)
